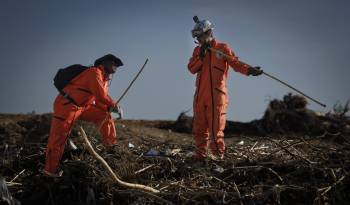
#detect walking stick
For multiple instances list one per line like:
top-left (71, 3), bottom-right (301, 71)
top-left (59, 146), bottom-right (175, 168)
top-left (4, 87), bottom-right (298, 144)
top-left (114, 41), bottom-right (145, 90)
top-left (98, 58), bottom-right (149, 131)
top-left (116, 58), bottom-right (149, 104)
top-left (208, 47), bottom-right (326, 107)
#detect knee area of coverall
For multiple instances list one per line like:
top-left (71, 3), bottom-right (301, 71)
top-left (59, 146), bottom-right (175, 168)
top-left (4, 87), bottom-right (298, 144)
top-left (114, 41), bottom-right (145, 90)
top-left (100, 117), bottom-right (117, 146)
top-left (48, 116), bottom-right (72, 144)
top-left (209, 105), bottom-right (227, 153)
top-left (215, 104), bottom-right (227, 130)
top-left (79, 105), bottom-right (111, 125)
top-left (192, 104), bottom-right (209, 133)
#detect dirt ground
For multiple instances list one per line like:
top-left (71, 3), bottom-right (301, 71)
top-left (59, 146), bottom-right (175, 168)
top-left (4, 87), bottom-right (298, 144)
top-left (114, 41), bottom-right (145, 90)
top-left (0, 112), bottom-right (349, 205)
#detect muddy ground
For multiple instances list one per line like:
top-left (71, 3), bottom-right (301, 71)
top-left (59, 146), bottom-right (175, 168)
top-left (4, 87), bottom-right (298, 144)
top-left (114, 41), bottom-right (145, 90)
top-left (0, 96), bottom-right (349, 205)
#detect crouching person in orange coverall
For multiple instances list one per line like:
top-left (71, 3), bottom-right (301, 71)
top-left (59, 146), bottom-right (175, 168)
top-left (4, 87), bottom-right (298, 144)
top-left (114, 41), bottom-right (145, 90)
top-left (188, 17), bottom-right (263, 160)
top-left (44, 54), bottom-right (123, 177)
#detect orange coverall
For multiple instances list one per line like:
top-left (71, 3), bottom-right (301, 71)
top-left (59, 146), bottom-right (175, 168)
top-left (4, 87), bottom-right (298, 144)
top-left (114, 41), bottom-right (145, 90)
top-left (188, 39), bottom-right (250, 158)
top-left (44, 66), bottom-right (116, 173)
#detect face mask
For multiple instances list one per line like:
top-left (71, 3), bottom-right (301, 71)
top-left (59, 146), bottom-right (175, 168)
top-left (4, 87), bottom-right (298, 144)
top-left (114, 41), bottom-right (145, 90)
top-left (103, 61), bottom-right (117, 74)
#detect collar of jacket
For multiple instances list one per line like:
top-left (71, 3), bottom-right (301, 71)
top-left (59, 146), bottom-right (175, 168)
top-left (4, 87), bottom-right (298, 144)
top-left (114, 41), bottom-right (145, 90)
top-left (97, 65), bottom-right (109, 81)
top-left (209, 38), bottom-right (218, 47)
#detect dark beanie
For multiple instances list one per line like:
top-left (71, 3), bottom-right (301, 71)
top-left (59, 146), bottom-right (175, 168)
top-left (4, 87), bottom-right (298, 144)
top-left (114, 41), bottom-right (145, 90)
top-left (94, 54), bottom-right (123, 67)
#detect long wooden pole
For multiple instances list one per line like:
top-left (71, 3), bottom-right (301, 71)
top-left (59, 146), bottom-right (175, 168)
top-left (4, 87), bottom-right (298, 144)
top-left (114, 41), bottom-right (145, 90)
top-left (208, 47), bottom-right (326, 107)
top-left (98, 58), bottom-right (149, 131)
top-left (116, 58), bottom-right (149, 103)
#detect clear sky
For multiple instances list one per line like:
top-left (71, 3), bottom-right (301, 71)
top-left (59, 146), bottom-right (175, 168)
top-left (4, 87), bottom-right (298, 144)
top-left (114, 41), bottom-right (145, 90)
top-left (1, 0), bottom-right (349, 121)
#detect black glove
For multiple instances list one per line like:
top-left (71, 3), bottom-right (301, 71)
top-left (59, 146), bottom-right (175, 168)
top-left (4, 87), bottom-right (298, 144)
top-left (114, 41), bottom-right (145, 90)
top-left (199, 42), bottom-right (211, 59)
top-left (248, 66), bottom-right (263, 76)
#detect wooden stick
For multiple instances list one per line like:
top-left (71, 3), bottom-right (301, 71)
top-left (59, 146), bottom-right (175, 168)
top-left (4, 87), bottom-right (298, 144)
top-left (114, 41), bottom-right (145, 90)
top-left (231, 165), bottom-right (283, 183)
top-left (320, 175), bottom-right (345, 196)
top-left (116, 59), bottom-right (149, 103)
top-left (134, 164), bottom-right (155, 175)
top-left (267, 141), bottom-right (304, 157)
top-left (209, 47), bottom-right (326, 107)
top-left (250, 142), bottom-right (258, 151)
top-left (262, 71), bottom-right (326, 107)
top-left (233, 181), bottom-right (243, 205)
top-left (97, 58), bottom-right (149, 130)
top-left (5, 182), bottom-right (22, 186)
top-left (267, 138), bottom-right (315, 164)
top-left (9, 169), bottom-right (25, 183)
top-left (79, 126), bottom-right (160, 193)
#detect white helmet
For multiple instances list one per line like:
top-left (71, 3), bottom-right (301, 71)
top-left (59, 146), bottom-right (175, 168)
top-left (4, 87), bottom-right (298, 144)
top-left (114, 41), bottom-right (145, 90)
top-left (191, 16), bottom-right (214, 38)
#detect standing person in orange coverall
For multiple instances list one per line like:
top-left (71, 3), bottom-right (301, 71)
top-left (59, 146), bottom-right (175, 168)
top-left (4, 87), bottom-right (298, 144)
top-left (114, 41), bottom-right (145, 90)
top-left (188, 17), bottom-right (263, 160)
top-left (44, 54), bottom-right (123, 177)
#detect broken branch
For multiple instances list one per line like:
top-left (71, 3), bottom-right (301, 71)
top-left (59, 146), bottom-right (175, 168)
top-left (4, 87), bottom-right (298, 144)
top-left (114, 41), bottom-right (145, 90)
top-left (79, 126), bottom-right (160, 193)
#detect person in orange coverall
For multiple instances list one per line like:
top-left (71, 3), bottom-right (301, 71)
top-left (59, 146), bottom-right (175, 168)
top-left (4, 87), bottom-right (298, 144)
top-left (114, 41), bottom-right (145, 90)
top-left (188, 17), bottom-right (263, 160)
top-left (44, 54), bottom-right (123, 177)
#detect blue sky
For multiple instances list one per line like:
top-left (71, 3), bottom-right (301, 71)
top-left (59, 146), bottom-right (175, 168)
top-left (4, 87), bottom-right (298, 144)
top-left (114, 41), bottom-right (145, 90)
top-left (1, 0), bottom-right (349, 121)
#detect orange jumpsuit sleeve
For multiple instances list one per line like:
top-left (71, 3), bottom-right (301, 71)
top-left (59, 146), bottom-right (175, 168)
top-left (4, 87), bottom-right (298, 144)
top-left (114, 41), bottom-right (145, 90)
top-left (87, 69), bottom-right (116, 108)
top-left (188, 47), bottom-right (203, 74)
top-left (222, 45), bottom-right (250, 76)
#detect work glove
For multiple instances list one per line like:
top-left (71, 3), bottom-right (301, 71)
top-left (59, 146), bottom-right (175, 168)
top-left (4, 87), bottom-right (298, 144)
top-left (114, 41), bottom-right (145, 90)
top-left (109, 105), bottom-right (123, 119)
top-left (248, 66), bottom-right (263, 76)
top-left (199, 42), bottom-right (211, 59)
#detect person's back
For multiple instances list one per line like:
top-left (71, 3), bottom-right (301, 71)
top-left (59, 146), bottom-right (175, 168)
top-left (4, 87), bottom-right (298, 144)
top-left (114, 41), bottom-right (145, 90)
top-left (60, 66), bottom-right (114, 108)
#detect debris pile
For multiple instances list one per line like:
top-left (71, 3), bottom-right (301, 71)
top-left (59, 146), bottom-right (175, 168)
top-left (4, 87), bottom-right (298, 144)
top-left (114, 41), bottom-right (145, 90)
top-left (167, 93), bottom-right (350, 137)
top-left (1, 129), bottom-right (350, 204)
top-left (261, 93), bottom-right (349, 136)
top-left (0, 94), bottom-right (349, 204)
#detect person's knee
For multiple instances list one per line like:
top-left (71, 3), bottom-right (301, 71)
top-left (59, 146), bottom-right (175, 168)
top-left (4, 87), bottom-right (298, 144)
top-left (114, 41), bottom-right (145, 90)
top-left (97, 113), bottom-right (112, 125)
